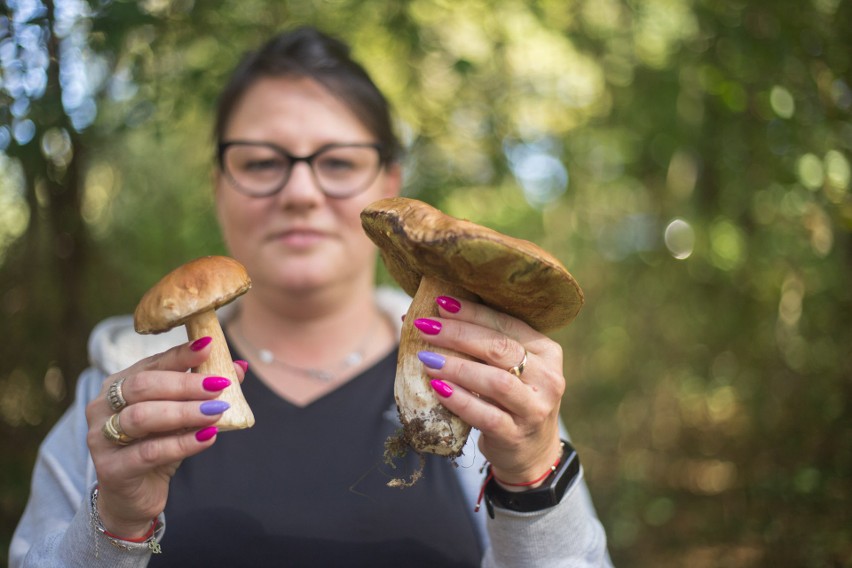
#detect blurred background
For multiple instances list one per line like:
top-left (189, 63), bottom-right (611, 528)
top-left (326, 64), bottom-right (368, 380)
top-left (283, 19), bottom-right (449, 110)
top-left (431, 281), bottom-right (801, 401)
top-left (1, 0), bottom-right (850, 566)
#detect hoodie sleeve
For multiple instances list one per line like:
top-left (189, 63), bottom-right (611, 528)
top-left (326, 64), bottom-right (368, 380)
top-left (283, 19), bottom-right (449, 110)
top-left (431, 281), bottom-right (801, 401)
top-left (482, 467), bottom-right (613, 568)
top-left (9, 367), bottom-right (161, 568)
top-left (8, 313), bottom-right (179, 568)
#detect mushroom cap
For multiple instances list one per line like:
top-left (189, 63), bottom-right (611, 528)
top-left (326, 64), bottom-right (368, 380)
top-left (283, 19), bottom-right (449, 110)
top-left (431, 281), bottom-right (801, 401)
top-left (361, 197), bottom-right (583, 332)
top-left (134, 255), bottom-right (252, 334)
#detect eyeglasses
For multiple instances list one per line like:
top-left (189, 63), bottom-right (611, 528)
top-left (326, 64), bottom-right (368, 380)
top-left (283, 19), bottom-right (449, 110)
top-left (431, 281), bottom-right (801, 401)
top-left (218, 141), bottom-right (386, 199)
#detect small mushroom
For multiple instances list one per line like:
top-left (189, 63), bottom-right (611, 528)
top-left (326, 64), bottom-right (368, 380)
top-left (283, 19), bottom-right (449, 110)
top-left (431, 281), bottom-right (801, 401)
top-left (134, 255), bottom-right (255, 431)
top-left (361, 197), bottom-right (584, 458)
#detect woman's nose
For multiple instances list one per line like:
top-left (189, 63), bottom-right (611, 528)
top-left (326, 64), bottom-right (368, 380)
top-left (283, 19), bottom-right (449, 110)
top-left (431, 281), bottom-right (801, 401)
top-left (276, 161), bottom-right (325, 205)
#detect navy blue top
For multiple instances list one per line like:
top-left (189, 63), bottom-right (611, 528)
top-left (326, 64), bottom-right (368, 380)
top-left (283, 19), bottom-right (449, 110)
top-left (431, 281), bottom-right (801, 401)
top-left (150, 346), bottom-right (482, 567)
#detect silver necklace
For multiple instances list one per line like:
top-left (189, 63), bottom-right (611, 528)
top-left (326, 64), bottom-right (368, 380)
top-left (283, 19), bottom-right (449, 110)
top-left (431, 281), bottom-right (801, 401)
top-left (231, 316), bottom-right (378, 382)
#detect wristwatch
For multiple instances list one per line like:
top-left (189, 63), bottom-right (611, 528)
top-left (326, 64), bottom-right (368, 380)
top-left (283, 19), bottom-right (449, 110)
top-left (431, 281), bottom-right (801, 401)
top-left (483, 440), bottom-right (581, 518)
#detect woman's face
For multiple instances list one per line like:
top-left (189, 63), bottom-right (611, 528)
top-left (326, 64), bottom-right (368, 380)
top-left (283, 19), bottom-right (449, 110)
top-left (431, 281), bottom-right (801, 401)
top-left (215, 76), bottom-right (400, 296)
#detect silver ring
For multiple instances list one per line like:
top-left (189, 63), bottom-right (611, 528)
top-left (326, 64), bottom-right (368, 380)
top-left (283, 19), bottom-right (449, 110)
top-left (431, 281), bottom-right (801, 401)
top-left (101, 412), bottom-right (134, 446)
top-left (507, 350), bottom-right (528, 378)
top-left (107, 376), bottom-right (128, 412)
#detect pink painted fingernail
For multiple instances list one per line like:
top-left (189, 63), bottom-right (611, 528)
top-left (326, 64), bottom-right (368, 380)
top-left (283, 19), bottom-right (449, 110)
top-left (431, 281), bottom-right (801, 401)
top-left (202, 376), bottom-right (231, 391)
top-left (190, 336), bottom-right (213, 351)
top-left (430, 379), bottom-right (453, 398)
top-left (414, 318), bottom-right (442, 335)
top-left (234, 360), bottom-right (249, 373)
top-left (436, 296), bottom-right (461, 313)
top-left (195, 426), bottom-right (218, 442)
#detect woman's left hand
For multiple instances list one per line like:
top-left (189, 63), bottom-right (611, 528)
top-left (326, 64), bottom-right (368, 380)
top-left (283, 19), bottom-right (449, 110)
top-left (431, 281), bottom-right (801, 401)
top-left (417, 295), bottom-right (566, 487)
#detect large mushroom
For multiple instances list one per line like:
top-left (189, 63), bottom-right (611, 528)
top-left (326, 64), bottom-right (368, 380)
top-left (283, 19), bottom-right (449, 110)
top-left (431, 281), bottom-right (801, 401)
top-left (361, 197), bottom-right (584, 458)
top-left (134, 255), bottom-right (255, 431)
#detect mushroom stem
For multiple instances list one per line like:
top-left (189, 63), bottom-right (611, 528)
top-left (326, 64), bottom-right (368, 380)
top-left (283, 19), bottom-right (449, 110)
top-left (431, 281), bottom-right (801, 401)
top-left (186, 309), bottom-right (255, 431)
top-left (396, 275), bottom-right (479, 457)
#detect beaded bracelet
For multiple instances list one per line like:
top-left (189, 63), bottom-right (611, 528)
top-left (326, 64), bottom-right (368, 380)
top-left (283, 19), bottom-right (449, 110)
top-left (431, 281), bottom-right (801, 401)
top-left (90, 486), bottom-right (163, 557)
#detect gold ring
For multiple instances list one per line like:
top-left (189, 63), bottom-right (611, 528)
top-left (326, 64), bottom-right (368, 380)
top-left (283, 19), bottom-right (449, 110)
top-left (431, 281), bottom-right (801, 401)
top-left (107, 376), bottom-right (128, 412)
top-left (102, 412), bottom-right (134, 446)
top-left (508, 350), bottom-right (528, 378)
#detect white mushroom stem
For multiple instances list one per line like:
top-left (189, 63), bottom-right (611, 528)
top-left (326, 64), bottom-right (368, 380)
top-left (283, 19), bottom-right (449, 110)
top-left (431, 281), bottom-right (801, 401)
top-left (185, 309), bottom-right (255, 431)
top-left (396, 275), bottom-right (479, 457)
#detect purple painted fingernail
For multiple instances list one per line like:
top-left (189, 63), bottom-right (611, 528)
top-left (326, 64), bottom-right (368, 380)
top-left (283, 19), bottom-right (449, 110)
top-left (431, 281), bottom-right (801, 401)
top-left (414, 318), bottom-right (442, 335)
top-left (418, 351), bottom-right (446, 369)
top-left (190, 336), bottom-right (213, 351)
top-left (234, 360), bottom-right (249, 373)
top-left (202, 376), bottom-right (231, 391)
top-left (200, 400), bottom-right (230, 416)
top-left (436, 296), bottom-right (461, 313)
top-left (430, 379), bottom-right (453, 398)
top-left (195, 426), bottom-right (218, 442)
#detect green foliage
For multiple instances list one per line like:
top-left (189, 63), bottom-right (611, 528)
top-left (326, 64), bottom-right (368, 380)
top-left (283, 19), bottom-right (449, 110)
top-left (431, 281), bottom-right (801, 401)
top-left (1, 0), bottom-right (850, 565)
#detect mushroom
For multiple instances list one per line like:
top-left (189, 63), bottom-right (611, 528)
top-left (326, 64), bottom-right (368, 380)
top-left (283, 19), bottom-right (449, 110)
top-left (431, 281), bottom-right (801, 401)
top-left (361, 197), bottom-right (584, 458)
top-left (134, 255), bottom-right (255, 431)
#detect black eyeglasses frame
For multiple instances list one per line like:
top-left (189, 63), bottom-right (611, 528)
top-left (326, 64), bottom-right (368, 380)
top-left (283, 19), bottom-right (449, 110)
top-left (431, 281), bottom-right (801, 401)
top-left (217, 140), bottom-right (387, 199)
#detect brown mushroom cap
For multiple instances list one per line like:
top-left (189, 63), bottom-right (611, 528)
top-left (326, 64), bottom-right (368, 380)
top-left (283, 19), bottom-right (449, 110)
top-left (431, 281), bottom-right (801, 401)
top-left (134, 256), bottom-right (251, 334)
top-left (361, 197), bottom-right (583, 332)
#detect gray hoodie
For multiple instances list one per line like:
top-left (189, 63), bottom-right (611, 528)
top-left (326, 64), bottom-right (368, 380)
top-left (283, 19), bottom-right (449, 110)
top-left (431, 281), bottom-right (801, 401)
top-left (10, 287), bottom-right (611, 567)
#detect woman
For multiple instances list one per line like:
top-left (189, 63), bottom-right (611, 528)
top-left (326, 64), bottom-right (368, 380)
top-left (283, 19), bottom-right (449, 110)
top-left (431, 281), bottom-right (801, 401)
top-left (11, 27), bottom-right (611, 567)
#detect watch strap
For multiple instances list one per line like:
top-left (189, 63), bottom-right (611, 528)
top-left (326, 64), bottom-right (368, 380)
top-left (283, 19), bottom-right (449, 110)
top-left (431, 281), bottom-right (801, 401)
top-left (484, 440), bottom-right (580, 518)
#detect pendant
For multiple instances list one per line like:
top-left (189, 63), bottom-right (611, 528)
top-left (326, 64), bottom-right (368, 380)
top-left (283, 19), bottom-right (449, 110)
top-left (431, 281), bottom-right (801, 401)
top-left (344, 352), bottom-right (363, 366)
top-left (308, 369), bottom-right (335, 382)
top-left (259, 349), bottom-right (275, 364)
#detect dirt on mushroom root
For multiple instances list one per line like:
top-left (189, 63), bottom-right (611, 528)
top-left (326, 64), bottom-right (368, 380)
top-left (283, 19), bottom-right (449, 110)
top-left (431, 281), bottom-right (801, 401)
top-left (383, 416), bottom-right (462, 488)
top-left (383, 431), bottom-right (423, 488)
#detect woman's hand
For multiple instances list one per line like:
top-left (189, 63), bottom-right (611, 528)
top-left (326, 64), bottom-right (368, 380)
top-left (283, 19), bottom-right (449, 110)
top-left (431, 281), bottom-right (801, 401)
top-left (415, 295), bottom-right (566, 487)
top-left (84, 337), bottom-right (247, 538)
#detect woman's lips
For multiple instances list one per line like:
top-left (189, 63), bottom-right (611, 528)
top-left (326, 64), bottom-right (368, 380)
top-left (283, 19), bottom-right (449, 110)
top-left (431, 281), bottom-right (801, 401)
top-left (272, 228), bottom-right (328, 249)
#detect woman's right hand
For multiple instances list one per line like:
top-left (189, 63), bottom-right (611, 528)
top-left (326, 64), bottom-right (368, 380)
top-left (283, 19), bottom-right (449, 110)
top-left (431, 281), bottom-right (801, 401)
top-left (84, 337), bottom-right (245, 539)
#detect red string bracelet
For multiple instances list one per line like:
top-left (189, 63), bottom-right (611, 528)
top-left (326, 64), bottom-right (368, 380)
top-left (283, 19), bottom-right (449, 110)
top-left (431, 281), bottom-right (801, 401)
top-left (93, 485), bottom-right (158, 543)
top-left (474, 453), bottom-right (562, 512)
top-left (494, 455), bottom-right (562, 487)
top-left (474, 470), bottom-right (493, 512)
top-left (102, 519), bottom-right (158, 543)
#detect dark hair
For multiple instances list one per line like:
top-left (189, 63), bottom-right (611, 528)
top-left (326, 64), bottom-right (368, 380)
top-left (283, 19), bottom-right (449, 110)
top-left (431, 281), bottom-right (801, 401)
top-left (214, 26), bottom-right (402, 164)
